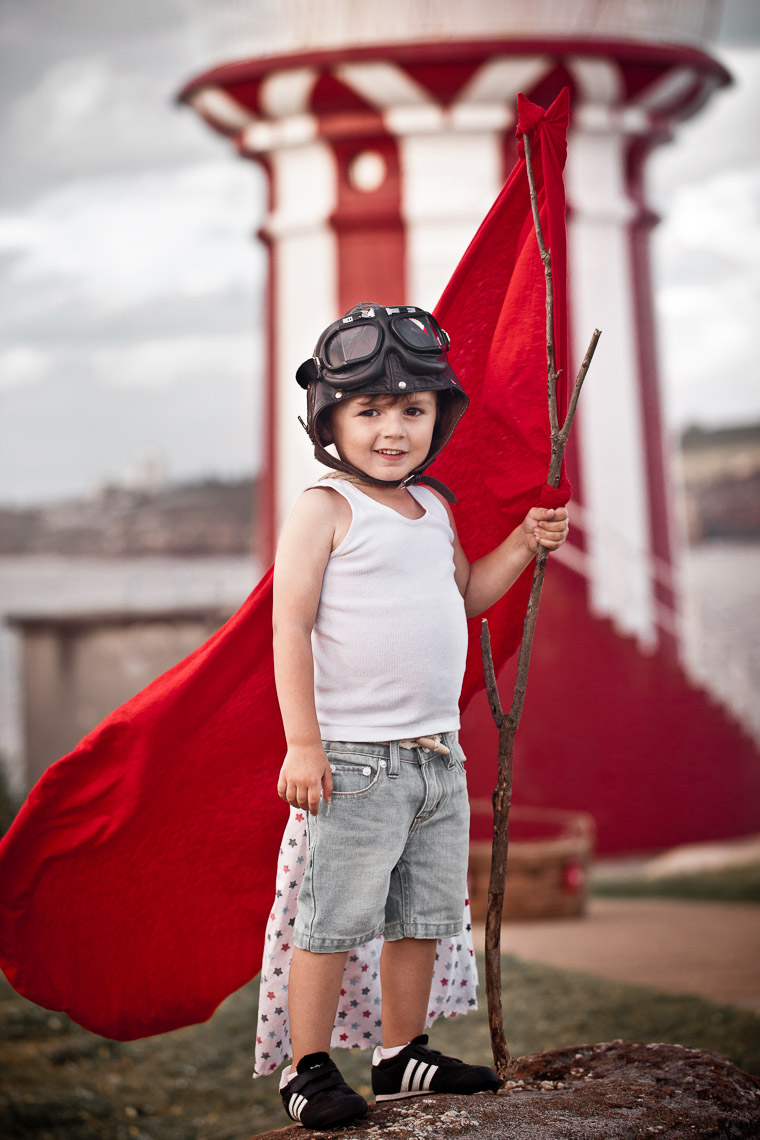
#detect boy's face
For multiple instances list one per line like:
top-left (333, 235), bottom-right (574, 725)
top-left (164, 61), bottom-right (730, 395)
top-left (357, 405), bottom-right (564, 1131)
top-left (327, 391), bottom-right (438, 483)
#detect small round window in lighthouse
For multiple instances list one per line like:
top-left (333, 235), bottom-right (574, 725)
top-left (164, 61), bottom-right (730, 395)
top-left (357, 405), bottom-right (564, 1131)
top-left (348, 151), bottom-right (386, 193)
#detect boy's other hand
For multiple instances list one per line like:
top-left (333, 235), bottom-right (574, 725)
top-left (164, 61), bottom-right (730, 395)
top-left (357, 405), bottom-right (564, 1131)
top-left (277, 744), bottom-right (333, 816)
top-left (522, 506), bottom-right (569, 554)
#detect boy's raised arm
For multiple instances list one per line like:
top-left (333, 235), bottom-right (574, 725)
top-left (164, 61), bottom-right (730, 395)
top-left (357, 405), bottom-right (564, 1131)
top-left (273, 489), bottom-right (337, 816)
top-left (442, 497), bottom-right (569, 619)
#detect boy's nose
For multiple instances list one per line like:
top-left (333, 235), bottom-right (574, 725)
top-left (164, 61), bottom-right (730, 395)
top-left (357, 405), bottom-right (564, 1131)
top-left (382, 412), bottom-right (406, 437)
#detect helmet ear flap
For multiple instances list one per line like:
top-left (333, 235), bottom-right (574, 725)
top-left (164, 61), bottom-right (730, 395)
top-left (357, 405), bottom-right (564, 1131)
top-left (296, 358), bottom-right (319, 389)
top-left (315, 404), bottom-right (334, 446)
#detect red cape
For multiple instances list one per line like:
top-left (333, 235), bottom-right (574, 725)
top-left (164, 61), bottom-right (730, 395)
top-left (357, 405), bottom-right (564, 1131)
top-left (0, 91), bottom-right (570, 1040)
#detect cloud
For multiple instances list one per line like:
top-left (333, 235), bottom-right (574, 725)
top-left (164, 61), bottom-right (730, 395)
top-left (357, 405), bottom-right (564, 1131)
top-left (655, 186), bottom-right (759, 426)
top-left (90, 333), bottom-right (258, 390)
top-left (0, 346), bottom-right (52, 390)
top-left (0, 161), bottom-right (263, 321)
top-left (650, 47), bottom-right (760, 429)
top-left (0, 1), bottom-right (209, 197)
top-left (0, 2), bottom-right (269, 505)
top-left (662, 168), bottom-right (760, 262)
top-left (0, 331), bottom-right (263, 504)
top-left (649, 50), bottom-right (760, 198)
top-left (719, 0), bottom-right (760, 45)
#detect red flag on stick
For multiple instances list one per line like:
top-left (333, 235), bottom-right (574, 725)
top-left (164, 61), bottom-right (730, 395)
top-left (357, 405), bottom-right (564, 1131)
top-left (431, 87), bottom-right (571, 707)
top-left (0, 91), bottom-right (571, 1041)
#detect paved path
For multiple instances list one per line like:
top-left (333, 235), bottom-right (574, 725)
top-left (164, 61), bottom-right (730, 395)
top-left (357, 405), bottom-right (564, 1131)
top-left (474, 897), bottom-right (760, 1011)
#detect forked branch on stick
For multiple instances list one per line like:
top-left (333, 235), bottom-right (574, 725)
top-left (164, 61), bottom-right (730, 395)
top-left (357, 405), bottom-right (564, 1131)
top-left (482, 131), bottom-right (601, 1079)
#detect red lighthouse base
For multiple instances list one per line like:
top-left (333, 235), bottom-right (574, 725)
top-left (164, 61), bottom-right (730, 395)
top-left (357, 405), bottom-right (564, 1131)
top-left (462, 562), bottom-right (760, 856)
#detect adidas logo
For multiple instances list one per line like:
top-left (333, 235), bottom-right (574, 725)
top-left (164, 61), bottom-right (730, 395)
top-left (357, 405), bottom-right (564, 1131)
top-left (288, 1092), bottom-right (307, 1121)
top-left (400, 1058), bottom-right (439, 1094)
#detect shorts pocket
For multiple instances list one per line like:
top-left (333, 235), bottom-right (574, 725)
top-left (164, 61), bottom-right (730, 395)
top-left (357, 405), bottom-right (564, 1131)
top-left (326, 750), bottom-right (382, 797)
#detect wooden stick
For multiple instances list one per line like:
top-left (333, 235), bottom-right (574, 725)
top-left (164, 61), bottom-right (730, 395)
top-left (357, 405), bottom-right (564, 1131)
top-left (523, 133), bottom-right (559, 436)
top-left (482, 131), bottom-right (601, 1080)
top-left (481, 619), bottom-right (504, 729)
top-left (560, 328), bottom-right (601, 454)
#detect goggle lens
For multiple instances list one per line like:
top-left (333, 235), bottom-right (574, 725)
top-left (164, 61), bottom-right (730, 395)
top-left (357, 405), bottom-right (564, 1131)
top-left (324, 324), bottom-right (381, 368)
top-left (393, 314), bottom-right (448, 352)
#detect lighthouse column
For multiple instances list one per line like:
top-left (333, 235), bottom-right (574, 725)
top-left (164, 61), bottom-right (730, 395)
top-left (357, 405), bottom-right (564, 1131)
top-left (238, 71), bottom-right (340, 547)
top-left (565, 61), bottom-right (659, 647)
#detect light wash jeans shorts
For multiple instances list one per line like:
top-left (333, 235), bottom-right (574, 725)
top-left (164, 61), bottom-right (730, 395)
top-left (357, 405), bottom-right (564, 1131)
top-left (293, 733), bottom-right (470, 953)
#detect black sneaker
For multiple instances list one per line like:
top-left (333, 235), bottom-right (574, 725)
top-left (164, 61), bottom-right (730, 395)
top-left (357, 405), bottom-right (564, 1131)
top-left (372, 1034), bottom-right (500, 1101)
top-left (280, 1052), bottom-right (368, 1130)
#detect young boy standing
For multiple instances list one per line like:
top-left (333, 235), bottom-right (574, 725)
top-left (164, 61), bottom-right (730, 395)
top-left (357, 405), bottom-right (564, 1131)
top-left (273, 303), bottom-right (568, 1130)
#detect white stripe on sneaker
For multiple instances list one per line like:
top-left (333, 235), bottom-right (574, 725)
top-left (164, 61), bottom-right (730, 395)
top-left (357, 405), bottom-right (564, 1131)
top-left (375, 1055), bottom-right (442, 1101)
top-left (401, 1058), bottom-right (418, 1093)
top-left (411, 1062), bottom-right (428, 1092)
top-left (289, 1093), bottom-right (306, 1121)
top-left (423, 1063), bottom-right (438, 1090)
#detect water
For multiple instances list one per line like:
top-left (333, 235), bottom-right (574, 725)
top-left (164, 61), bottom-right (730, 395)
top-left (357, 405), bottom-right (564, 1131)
top-left (680, 541), bottom-right (760, 742)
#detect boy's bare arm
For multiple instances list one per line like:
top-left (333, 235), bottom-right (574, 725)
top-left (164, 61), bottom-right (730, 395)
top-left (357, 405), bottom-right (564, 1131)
top-left (443, 498), bottom-right (569, 618)
top-left (273, 489), bottom-right (339, 815)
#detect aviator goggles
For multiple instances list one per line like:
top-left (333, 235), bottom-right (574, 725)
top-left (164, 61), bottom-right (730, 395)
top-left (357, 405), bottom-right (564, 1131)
top-left (297, 305), bottom-right (451, 391)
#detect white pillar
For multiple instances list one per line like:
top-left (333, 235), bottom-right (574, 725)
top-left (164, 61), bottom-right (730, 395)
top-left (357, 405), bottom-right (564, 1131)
top-left (566, 59), bottom-right (655, 645)
top-left (250, 71), bottom-right (341, 529)
top-left (267, 142), bottom-right (339, 527)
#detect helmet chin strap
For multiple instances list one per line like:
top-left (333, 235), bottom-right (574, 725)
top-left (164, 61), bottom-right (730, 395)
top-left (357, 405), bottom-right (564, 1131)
top-left (402, 473), bottom-right (458, 504)
top-left (311, 434), bottom-right (458, 503)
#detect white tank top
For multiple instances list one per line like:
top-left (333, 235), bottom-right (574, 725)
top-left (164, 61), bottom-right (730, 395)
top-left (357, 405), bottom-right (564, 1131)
top-left (309, 479), bottom-right (468, 741)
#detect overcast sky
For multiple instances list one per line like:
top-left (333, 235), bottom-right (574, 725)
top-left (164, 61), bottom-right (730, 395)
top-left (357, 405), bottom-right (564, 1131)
top-left (1, 0), bottom-right (758, 505)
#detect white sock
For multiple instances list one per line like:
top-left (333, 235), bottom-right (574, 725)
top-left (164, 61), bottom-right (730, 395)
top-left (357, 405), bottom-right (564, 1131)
top-left (279, 1065), bottom-right (297, 1089)
top-left (373, 1041), bottom-right (410, 1065)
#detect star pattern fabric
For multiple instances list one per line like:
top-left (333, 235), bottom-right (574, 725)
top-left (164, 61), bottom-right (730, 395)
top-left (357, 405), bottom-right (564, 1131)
top-left (253, 809), bottom-right (478, 1076)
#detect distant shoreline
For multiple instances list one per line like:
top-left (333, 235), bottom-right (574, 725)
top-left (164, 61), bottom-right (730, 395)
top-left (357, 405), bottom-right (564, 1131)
top-left (0, 477), bottom-right (258, 558)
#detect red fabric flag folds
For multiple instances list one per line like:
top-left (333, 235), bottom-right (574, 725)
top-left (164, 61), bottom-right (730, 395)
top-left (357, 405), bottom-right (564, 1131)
top-left (0, 90), bottom-right (570, 1040)
top-left (431, 87), bottom-right (571, 705)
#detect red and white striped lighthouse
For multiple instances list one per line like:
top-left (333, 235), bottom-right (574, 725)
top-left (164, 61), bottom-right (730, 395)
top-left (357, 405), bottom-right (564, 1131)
top-left (180, 1), bottom-right (760, 854)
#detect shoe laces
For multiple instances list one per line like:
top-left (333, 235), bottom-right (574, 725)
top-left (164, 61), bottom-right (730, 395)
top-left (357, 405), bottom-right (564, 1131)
top-left (409, 1036), bottom-right (463, 1065)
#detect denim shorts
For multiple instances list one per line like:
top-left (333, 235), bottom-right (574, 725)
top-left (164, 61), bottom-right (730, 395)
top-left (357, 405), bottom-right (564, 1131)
top-left (293, 733), bottom-right (470, 953)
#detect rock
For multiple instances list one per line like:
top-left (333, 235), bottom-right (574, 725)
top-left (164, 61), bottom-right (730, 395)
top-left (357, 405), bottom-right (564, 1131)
top-left (249, 1041), bottom-right (760, 1139)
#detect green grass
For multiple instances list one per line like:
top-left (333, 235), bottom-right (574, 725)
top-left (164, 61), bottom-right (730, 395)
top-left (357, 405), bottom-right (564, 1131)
top-left (591, 861), bottom-right (760, 904)
top-left (2, 955), bottom-right (758, 1140)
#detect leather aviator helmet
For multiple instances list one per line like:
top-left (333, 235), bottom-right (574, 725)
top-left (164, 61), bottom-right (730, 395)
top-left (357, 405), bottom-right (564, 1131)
top-left (295, 303), bottom-right (469, 492)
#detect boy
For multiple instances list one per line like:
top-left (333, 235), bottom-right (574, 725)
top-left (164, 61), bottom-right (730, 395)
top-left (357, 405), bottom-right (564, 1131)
top-left (273, 303), bottom-right (568, 1130)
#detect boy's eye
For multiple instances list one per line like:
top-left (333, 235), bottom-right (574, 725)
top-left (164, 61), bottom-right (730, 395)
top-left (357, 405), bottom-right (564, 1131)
top-left (357, 408), bottom-right (379, 417)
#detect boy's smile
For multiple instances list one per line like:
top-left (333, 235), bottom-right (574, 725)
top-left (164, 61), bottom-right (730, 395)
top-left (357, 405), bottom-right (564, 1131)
top-left (328, 391), bottom-right (438, 483)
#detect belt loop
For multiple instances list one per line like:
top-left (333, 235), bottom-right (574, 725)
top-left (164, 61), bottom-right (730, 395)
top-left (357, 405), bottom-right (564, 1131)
top-left (444, 732), bottom-right (456, 769)
top-left (388, 740), bottom-right (400, 778)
